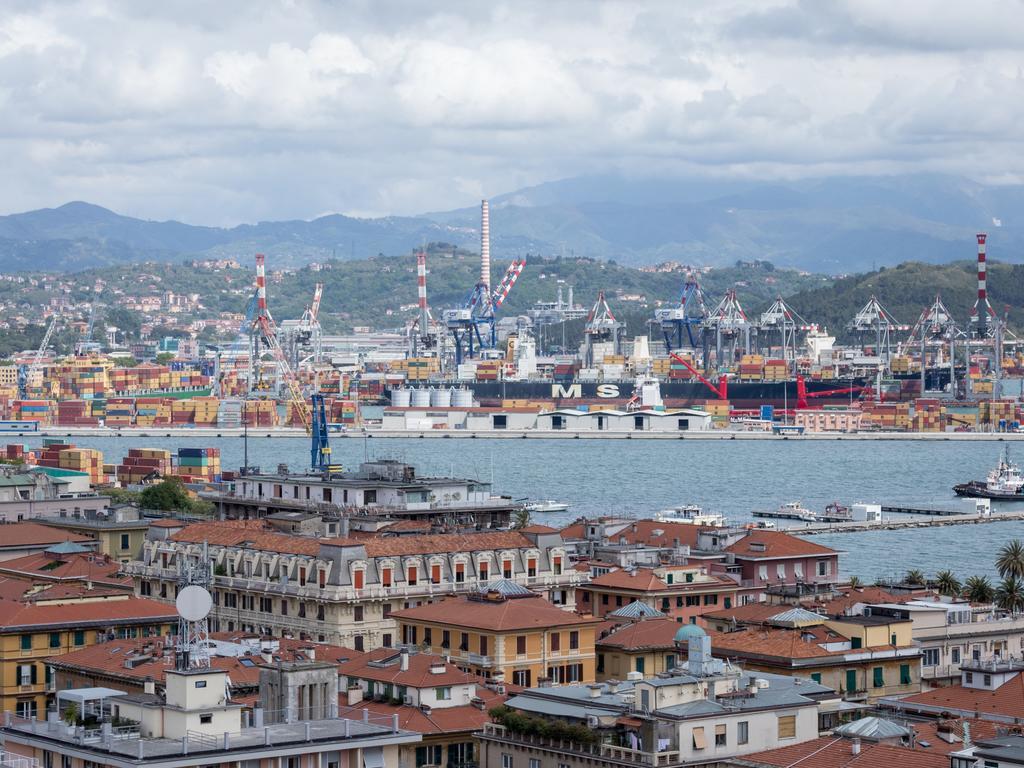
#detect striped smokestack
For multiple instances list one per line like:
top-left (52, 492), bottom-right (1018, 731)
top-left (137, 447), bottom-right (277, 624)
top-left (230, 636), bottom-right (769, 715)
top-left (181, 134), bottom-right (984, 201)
top-left (417, 249), bottom-right (430, 333)
top-left (480, 199), bottom-right (491, 290)
top-left (255, 253), bottom-right (267, 315)
top-left (977, 233), bottom-right (987, 337)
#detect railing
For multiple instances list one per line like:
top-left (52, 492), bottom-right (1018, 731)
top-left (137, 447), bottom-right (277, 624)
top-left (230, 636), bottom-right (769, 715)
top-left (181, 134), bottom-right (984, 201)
top-left (479, 723), bottom-right (680, 767)
top-left (922, 664), bottom-right (964, 680)
top-left (465, 653), bottom-right (494, 667)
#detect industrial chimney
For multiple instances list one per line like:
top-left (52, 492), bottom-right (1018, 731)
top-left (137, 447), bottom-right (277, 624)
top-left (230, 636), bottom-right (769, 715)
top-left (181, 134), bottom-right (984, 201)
top-left (976, 233), bottom-right (987, 338)
top-left (417, 249), bottom-right (430, 334)
top-left (480, 199), bottom-right (491, 290)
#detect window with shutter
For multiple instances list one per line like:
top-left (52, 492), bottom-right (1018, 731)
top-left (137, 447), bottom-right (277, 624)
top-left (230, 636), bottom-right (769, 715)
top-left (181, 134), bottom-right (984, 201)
top-left (777, 716), bottom-right (796, 739)
top-left (431, 564), bottom-right (441, 584)
top-left (692, 727), bottom-right (706, 750)
top-left (353, 570), bottom-right (364, 590)
top-left (382, 568), bottom-right (392, 587)
top-left (408, 566), bottom-right (417, 586)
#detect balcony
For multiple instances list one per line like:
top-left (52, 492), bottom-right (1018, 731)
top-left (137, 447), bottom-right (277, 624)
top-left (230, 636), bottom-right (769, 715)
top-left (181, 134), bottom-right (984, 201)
top-left (479, 723), bottom-right (680, 767)
top-left (464, 653), bottom-right (494, 667)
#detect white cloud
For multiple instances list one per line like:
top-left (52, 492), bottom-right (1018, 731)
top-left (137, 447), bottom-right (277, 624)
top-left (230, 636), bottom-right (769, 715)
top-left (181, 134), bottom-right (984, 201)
top-left (3, 0), bottom-right (1024, 224)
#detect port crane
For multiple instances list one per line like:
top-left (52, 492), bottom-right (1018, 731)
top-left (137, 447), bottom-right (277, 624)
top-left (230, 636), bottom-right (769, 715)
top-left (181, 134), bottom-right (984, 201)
top-left (847, 296), bottom-right (908, 364)
top-left (443, 258), bottom-right (526, 364)
top-left (75, 303), bottom-right (104, 355)
top-left (581, 291), bottom-right (624, 367)
top-left (654, 270), bottom-right (710, 369)
top-left (279, 282), bottom-right (324, 368)
top-left (757, 297), bottom-right (811, 368)
top-left (706, 288), bottom-right (751, 366)
top-left (18, 311), bottom-right (63, 398)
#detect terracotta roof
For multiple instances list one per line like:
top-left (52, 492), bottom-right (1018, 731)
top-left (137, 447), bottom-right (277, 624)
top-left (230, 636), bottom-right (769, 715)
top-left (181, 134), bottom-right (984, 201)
top-left (911, 719), bottom-right (1000, 755)
top-left (724, 530), bottom-right (837, 559)
top-left (704, 602), bottom-right (791, 624)
top-left (741, 736), bottom-right (948, 768)
top-left (148, 519), bottom-right (187, 528)
top-left (518, 524), bottom-right (558, 534)
top-left (597, 618), bottom-right (677, 651)
top-left (0, 522), bottom-right (92, 549)
top-left (815, 586), bottom-right (927, 616)
top-left (339, 686), bottom-right (505, 734)
top-left (708, 626), bottom-right (914, 662)
top-left (324, 531), bottom-right (535, 557)
top-left (392, 594), bottom-right (602, 631)
top-left (898, 673), bottom-right (1024, 720)
top-left (560, 519), bottom-right (705, 549)
top-left (49, 633), bottom-right (358, 691)
top-left (0, 595), bottom-right (176, 631)
top-left (338, 648), bottom-right (477, 687)
top-left (0, 551), bottom-right (131, 588)
top-left (589, 569), bottom-right (668, 591)
top-left (171, 522), bottom-right (320, 556)
top-left (378, 520), bottom-right (432, 533)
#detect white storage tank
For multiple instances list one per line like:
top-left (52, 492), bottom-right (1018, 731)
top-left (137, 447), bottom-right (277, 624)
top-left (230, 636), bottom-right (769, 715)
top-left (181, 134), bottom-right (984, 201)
top-left (451, 388), bottom-right (474, 408)
top-left (391, 388), bottom-right (411, 408)
top-left (410, 388), bottom-right (432, 408)
top-left (430, 387), bottom-right (452, 407)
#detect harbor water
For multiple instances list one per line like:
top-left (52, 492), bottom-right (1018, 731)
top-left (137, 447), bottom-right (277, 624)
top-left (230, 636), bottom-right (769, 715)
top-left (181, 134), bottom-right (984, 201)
top-left (24, 434), bottom-right (1024, 583)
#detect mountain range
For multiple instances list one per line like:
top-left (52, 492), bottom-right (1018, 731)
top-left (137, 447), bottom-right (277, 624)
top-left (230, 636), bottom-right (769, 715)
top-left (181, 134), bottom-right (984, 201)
top-left (1, 173), bottom-right (1021, 274)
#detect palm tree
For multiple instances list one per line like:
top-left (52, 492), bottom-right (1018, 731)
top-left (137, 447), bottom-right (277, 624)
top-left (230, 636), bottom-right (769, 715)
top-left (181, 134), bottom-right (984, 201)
top-left (997, 540), bottom-right (1024, 580)
top-left (905, 569), bottom-right (926, 586)
top-left (512, 508), bottom-right (531, 530)
top-left (935, 570), bottom-right (962, 597)
top-left (997, 576), bottom-right (1024, 615)
top-left (848, 576), bottom-right (863, 589)
top-left (965, 575), bottom-right (996, 604)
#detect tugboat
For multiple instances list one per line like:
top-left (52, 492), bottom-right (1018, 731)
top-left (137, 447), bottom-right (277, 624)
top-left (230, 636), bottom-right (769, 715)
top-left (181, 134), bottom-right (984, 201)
top-left (954, 448), bottom-right (1024, 501)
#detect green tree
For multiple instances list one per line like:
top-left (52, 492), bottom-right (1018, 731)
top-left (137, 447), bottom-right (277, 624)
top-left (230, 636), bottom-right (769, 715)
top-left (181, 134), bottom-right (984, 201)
top-left (964, 575), bottom-right (995, 604)
top-left (997, 576), bottom-right (1024, 615)
top-left (997, 540), bottom-right (1024, 580)
top-left (511, 508), bottom-right (531, 530)
top-left (904, 569), bottom-right (926, 586)
top-left (848, 576), bottom-right (863, 589)
top-left (139, 478), bottom-right (192, 512)
top-left (155, 352), bottom-right (176, 364)
top-left (934, 570), bottom-right (962, 597)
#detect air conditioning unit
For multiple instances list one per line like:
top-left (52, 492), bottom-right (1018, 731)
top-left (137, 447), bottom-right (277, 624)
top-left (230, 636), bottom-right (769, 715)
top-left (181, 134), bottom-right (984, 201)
top-left (586, 715), bottom-right (599, 728)
top-left (403, 695), bottom-right (414, 705)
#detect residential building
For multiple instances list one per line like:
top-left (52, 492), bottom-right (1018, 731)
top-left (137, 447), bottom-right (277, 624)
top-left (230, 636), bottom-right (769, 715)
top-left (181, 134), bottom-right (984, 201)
top-left (479, 625), bottom-right (838, 768)
top-left (708, 612), bottom-right (922, 702)
top-left (1, 664), bottom-right (420, 768)
top-left (882, 658), bottom-right (1024, 723)
top-left (594, 602), bottom-right (685, 680)
top-left (716, 530), bottom-right (841, 600)
top-left (0, 522), bottom-right (95, 562)
top-left (0, 584), bottom-right (176, 717)
top-left (38, 506), bottom-right (150, 562)
top-left (0, 467), bottom-right (107, 521)
top-left (0, 545), bottom-right (132, 591)
top-left (126, 522), bottom-right (579, 650)
top-left (339, 647), bottom-right (506, 768)
top-left (836, 597), bottom-right (1024, 687)
top-left (392, 581), bottom-right (602, 686)
top-left (951, 734), bottom-right (1024, 768)
top-left (578, 563), bottom-right (741, 622)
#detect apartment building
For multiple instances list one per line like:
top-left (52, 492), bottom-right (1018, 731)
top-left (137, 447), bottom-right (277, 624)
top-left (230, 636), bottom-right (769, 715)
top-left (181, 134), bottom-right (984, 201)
top-left (578, 563), bottom-right (741, 622)
top-left (126, 521), bottom-right (579, 649)
top-left (392, 582), bottom-right (602, 686)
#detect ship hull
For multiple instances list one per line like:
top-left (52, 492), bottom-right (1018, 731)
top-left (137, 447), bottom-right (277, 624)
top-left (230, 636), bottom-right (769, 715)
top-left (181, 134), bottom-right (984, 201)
top-left (953, 481), bottom-right (1024, 501)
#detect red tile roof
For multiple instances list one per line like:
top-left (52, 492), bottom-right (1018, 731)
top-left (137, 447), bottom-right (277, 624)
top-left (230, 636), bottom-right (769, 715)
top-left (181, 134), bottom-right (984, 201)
top-left (704, 602), bottom-right (790, 624)
top-left (0, 522), bottom-right (92, 549)
top-left (393, 594), bottom-right (601, 632)
top-left (708, 626), bottom-right (914, 662)
top-left (518, 524), bottom-right (558, 534)
top-left (325, 531), bottom-right (535, 557)
top-left (815, 586), bottom-right (928, 616)
top-left (149, 519), bottom-right (187, 529)
top-left (560, 519), bottom-right (705, 549)
top-left (597, 618), bottom-right (677, 651)
top-left (0, 595), bottom-right (177, 631)
top-left (0, 551), bottom-right (130, 588)
top-left (339, 686), bottom-right (505, 734)
top-left (898, 673), bottom-right (1024, 720)
top-left (171, 522), bottom-right (320, 556)
top-left (724, 530), bottom-right (837, 559)
top-left (338, 648), bottom-right (477, 687)
top-left (742, 736), bottom-right (948, 768)
top-left (588, 569), bottom-right (667, 591)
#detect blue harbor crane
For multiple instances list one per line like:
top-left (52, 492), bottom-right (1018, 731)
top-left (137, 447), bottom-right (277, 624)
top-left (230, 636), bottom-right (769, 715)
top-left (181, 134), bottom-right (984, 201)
top-left (443, 259), bottom-right (526, 365)
top-left (653, 270), bottom-right (710, 369)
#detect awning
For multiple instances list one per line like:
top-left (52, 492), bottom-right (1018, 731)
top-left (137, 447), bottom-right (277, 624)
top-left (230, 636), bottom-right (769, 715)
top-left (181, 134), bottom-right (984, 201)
top-left (363, 747), bottom-right (385, 768)
top-left (57, 688), bottom-right (127, 706)
top-left (692, 726), bottom-right (706, 750)
top-left (617, 716), bottom-right (644, 728)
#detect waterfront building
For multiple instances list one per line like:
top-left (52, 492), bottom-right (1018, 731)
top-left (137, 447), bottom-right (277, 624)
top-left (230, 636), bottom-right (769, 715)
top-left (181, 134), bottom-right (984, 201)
top-left (882, 658), bottom-right (1024, 723)
top-left (126, 522), bottom-right (578, 649)
top-left (0, 545), bottom-right (132, 591)
top-left (392, 582), bottom-right (602, 686)
top-left (0, 468), bottom-right (109, 522)
top-left (478, 625), bottom-right (837, 768)
top-left (534, 408), bottom-right (712, 432)
top-left (1, 665), bottom-right (419, 768)
top-left (338, 647), bottom-right (505, 768)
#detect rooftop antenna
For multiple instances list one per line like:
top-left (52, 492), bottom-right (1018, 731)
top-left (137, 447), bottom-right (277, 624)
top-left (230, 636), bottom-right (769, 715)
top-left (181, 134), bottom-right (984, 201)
top-left (175, 541), bottom-right (213, 670)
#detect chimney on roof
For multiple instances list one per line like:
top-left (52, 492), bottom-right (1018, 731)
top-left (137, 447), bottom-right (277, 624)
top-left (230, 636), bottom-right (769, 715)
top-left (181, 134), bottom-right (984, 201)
top-left (851, 738), bottom-right (861, 755)
top-left (400, 649), bottom-right (409, 672)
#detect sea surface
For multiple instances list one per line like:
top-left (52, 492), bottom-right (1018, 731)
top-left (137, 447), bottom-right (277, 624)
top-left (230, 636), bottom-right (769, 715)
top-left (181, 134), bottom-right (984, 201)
top-left (23, 434), bottom-right (1024, 584)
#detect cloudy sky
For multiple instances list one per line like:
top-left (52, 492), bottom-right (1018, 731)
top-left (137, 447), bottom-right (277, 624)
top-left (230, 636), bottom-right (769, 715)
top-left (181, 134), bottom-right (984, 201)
top-left (3, 0), bottom-right (1024, 225)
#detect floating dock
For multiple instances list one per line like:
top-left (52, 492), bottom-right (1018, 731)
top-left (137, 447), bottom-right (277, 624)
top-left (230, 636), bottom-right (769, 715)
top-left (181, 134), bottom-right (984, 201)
top-left (784, 509), bottom-right (1024, 535)
top-left (880, 504), bottom-right (963, 516)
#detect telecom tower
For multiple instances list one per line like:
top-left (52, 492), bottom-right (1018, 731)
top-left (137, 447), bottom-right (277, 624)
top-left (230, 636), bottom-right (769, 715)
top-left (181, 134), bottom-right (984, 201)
top-left (581, 291), bottom-right (625, 367)
top-left (707, 288), bottom-right (751, 365)
top-left (175, 541), bottom-right (212, 671)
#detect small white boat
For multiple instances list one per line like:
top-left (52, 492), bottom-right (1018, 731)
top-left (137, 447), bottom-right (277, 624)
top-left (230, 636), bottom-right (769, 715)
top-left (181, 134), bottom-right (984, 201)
top-left (753, 501), bottom-right (817, 522)
top-left (525, 500), bottom-right (570, 513)
top-left (655, 504), bottom-right (729, 527)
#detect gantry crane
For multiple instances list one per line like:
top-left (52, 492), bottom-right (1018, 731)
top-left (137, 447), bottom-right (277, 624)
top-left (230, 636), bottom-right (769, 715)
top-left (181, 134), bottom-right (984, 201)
top-left (654, 270), bottom-right (710, 371)
top-left (847, 295), bottom-right (908, 364)
top-left (706, 288), bottom-right (751, 366)
top-left (581, 291), bottom-right (625, 367)
top-left (443, 258), bottom-right (526, 364)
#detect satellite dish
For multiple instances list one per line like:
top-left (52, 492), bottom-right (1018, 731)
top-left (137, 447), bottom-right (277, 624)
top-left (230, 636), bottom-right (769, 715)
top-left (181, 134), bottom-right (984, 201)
top-left (176, 585), bottom-right (213, 622)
